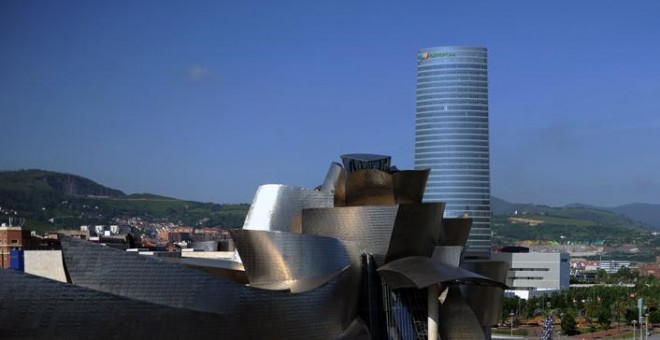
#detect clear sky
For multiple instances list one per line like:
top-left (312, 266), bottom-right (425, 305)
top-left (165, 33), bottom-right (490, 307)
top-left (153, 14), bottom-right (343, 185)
top-left (1, 1), bottom-right (659, 206)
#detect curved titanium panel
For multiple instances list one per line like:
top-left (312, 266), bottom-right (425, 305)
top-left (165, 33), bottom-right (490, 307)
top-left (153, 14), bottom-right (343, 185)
top-left (437, 217), bottom-right (472, 247)
top-left (438, 285), bottom-right (485, 339)
top-left (385, 203), bottom-right (445, 263)
top-left (459, 260), bottom-right (510, 326)
top-left (377, 256), bottom-right (507, 290)
top-left (319, 162), bottom-right (344, 193)
top-left (302, 205), bottom-right (399, 259)
top-left (337, 317), bottom-right (371, 340)
top-left (248, 266), bottom-right (350, 293)
top-left (60, 237), bottom-right (359, 339)
top-left (344, 170), bottom-right (395, 206)
top-left (0, 269), bottom-right (227, 338)
top-left (431, 246), bottom-right (463, 267)
top-left (319, 162), bottom-right (347, 206)
top-left (242, 184), bottom-right (333, 234)
top-left (158, 257), bottom-right (248, 284)
top-left (230, 229), bottom-right (352, 285)
top-left (392, 169), bottom-right (430, 204)
top-left (303, 203), bottom-right (445, 265)
top-left (343, 169), bottom-right (431, 206)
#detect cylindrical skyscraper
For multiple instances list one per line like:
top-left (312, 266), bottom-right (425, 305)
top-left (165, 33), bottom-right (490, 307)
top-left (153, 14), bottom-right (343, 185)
top-left (414, 46), bottom-right (491, 255)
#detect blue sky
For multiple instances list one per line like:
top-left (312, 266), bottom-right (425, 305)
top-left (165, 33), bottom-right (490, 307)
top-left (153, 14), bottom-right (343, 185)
top-left (1, 1), bottom-right (659, 206)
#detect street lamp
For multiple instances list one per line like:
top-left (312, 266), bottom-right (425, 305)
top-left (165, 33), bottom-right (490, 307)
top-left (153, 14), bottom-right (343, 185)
top-left (645, 313), bottom-right (649, 340)
top-left (510, 311), bottom-right (515, 336)
top-left (633, 320), bottom-right (638, 340)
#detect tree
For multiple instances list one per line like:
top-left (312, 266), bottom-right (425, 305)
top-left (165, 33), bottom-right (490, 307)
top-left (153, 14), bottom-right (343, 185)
top-left (649, 310), bottom-right (660, 324)
top-left (502, 296), bottom-right (523, 320)
top-left (597, 308), bottom-right (612, 329)
top-left (625, 308), bottom-right (637, 322)
top-left (613, 300), bottom-right (627, 329)
top-left (561, 312), bottom-right (580, 335)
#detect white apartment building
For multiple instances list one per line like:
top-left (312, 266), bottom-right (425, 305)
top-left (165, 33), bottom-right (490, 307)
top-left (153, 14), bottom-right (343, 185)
top-left (491, 252), bottom-right (570, 299)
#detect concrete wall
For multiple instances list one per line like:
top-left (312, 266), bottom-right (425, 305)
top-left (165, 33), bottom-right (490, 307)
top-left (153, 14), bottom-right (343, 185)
top-left (182, 251), bottom-right (235, 259)
top-left (24, 250), bottom-right (67, 282)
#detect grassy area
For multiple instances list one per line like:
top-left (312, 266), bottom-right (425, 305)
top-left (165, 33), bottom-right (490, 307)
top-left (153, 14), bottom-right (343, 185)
top-left (491, 327), bottom-right (529, 336)
top-left (510, 214), bottom-right (598, 227)
top-left (492, 208), bottom-right (653, 245)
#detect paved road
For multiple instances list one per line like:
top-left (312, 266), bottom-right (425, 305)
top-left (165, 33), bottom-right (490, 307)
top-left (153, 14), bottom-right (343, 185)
top-left (493, 330), bottom-right (660, 339)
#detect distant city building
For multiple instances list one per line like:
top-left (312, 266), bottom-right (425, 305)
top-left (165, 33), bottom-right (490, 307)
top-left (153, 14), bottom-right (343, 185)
top-left (639, 256), bottom-right (660, 278)
top-left (54, 229), bottom-right (90, 240)
top-left (492, 251), bottom-right (570, 299)
top-left (571, 258), bottom-right (633, 279)
top-left (94, 225), bottom-right (104, 235)
top-left (414, 46), bottom-right (492, 255)
top-left (598, 259), bottom-right (632, 273)
top-left (0, 225), bottom-right (31, 269)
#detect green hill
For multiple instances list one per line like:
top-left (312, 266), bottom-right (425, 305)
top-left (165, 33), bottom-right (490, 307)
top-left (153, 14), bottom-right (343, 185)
top-left (491, 197), bottom-right (656, 247)
top-left (0, 169), bottom-right (249, 232)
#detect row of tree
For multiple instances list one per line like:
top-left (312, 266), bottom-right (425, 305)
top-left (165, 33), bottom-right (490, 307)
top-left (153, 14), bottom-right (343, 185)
top-left (502, 268), bottom-right (660, 335)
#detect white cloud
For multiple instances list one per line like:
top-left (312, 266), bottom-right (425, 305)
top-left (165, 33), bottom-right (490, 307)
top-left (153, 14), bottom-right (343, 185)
top-left (187, 64), bottom-right (212, 81)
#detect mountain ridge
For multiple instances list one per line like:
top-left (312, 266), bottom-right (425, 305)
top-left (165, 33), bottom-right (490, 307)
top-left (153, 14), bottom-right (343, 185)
top-left (602, 203), bottom-right (660, 231)
top-left (492, 196), bottom-right (660, 230)
top-left (1, 169), bottom-right (658, 235)
top-left (0, 169), bottom-right (125, 198)
top-left (0, 169), bottom-right (249, 231)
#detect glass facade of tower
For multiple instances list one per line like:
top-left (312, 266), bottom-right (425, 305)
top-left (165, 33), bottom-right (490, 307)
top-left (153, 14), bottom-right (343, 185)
top-left (414, 46), bottom-right (491, 254)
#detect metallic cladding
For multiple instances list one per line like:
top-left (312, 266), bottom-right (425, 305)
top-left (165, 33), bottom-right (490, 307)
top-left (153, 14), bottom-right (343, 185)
top-left (302, 205), bottom-right (399, 260)
top-left (384, 203), bottom-right (445, 263)
top-left (392, 169), bottom-right (430, 204)
top-left (242, 184), bottom-right (333, 234)
top-left (247, 267), bottom-right (351, 294)
top-left (342, 169), bottom-right (431, 206)
top-left (438, 285), bottom-right (486, 339)
top-left (377, 256), bottom-right (506, 290)
top-left (60, 237), bottom-right (359, 339)
top-left (229, 229), bottom-right (352, 285)
top-left (303, 203), bottom-right (446, 265)
top-left (460, 260), bottom-right (510, 326)
top-left (431, 245), bottom-right (463, 267)
top-left (437, 217), bottom-right (472, 247)
top-left (319, 162), bottom-right (346, 207)
top-left (414, 46), bottom-right (492, 254)
top-left (344, 170), bottom-right (396, 206)
top-left (158, 256), bottom-right (249, 283)
top-left (337, 317), bottom-right (372, 339)
top-left (0, 269), bottom-right (227, 339)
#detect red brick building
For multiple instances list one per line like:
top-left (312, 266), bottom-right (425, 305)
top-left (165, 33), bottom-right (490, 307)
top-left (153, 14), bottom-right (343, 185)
top-left (639, 256), bottom-right (660, 278)
top-left (0, 226), bottom-right (32, 268)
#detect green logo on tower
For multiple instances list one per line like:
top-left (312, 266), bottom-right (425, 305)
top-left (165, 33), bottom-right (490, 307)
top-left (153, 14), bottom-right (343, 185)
top-left (419, 51), bottom-right (457, 60)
